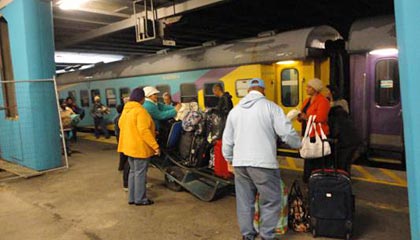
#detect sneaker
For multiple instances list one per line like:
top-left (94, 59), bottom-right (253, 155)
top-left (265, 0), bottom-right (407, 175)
top-left (123, 187), bottom-right (128, 192)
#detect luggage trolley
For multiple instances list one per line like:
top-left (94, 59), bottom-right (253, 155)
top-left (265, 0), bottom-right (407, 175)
top-left (151, 121), bottom-right (234, 202)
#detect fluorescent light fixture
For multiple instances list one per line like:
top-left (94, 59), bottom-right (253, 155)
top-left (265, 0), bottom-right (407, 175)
top-left (55, 51), bottom-right (124, 74)
top-left (55, 51), bottom-right (124, 64)
top-left (58, 0), bottom-right (89, 10)
top-left (276, 60), bottom-right (296, 65)
top-left (369, 48), bottom-right (398, 56)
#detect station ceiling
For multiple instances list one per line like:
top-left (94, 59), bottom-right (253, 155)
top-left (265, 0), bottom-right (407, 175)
top-left (53, 0), bottom-right (394, 72)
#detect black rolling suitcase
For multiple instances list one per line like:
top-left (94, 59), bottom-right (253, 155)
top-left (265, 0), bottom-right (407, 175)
top-left (308, 140), bottom-right (354, 240)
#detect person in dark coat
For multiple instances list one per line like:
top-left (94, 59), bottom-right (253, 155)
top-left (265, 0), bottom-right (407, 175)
top-left (66, 97), bottom-right (84, 142)
top-left (91, 96), bottom-right (110, 139)
top-left (114, 97), bottom-right (129, 191)
top-left (326, 85), bottom-right (360, 173)
top-left (212, 83), bottom-right (233, 121)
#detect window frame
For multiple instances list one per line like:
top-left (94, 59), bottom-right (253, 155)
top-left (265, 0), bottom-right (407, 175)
top-left (280, 68), bottom-right (299, 107)
top-left (204, 82), bottom-right (224, 108)
top-left (119, 87), bottom-right (130, 104)
top-left (155, 84), bottom-right (171, 103)
top-left (68, 90), bottom-right (76, 101)
top-left (374, 58), bottom-right (400, 107)
top-left (105, 88), bottom-right (117, 108)
top-left (180, 83), bottom-right (198, 103)
top-left (80, 90), bottom-right (90, 107)
top-left (90, 89), bottom-right (100, 103)
top-left (235, 79), bottom-right (252, 98)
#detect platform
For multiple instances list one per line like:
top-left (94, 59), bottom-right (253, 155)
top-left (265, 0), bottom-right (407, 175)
top-left (0, 136), bottom-right (409, 239)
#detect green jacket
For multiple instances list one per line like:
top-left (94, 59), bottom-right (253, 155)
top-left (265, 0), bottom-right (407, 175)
top-left (143, 99), bottom-right (176, 130)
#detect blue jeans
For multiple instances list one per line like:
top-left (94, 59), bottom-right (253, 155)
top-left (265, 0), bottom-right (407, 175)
top-left (127, 157), bottom-right (149, 204)
top-left (234, 167), bottom-right (282, 240)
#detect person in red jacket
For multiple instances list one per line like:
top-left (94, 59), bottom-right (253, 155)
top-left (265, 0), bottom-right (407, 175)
top-left (297, 78), bottom-right (331, 183)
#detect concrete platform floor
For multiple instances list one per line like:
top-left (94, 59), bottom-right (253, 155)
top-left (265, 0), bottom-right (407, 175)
top-left (0, 139), bottom-right (410, 240)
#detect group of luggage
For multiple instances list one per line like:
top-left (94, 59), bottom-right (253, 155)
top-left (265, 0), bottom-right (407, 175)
top-left (159, 106), bottom-right (233, 179)
top-left (160, 105), bottom-right (354, 239)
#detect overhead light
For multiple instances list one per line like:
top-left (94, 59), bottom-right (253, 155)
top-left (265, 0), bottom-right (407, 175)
top-left (58, 0), bottom-right (89, 10)
top-left (369, 48), bottom-right (398, 56)
top-left (276, 60), bottom-right (296, 65)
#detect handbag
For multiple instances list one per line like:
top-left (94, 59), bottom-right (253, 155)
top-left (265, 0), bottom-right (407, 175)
top-left (299, 115), bottom-right (331, 159)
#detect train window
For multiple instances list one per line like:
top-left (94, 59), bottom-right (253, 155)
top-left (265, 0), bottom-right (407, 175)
top-left (119, 87), bottom-right (130, 104)
top-left (105, 88), bottom-right (117, 108)
top-left (235, 79), bottom-right (252, 98)
top-left (0, 17), bottom-right (17, 118)
top-left (80, 90), bottom-right (90, 107)
top-left (281, 68), bottom-right (299, 107)
top-left (180, 83), bottom-right (197, 103)
top-left (68, 91), bottom-right (76, 101)
top-left (156, 85), bottom-right (170, 103)
top-left (204, 82), bottom-right (223, 108)
top-left (90, 89), bottom-right (100, 103)
top-left (375, 59), bottom-right (400, 106)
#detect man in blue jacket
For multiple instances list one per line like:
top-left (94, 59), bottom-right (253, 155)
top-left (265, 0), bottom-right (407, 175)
top-left (142, 86), bottom-right (180, 132)
top-left (222, 78), bottom-right (301, 240)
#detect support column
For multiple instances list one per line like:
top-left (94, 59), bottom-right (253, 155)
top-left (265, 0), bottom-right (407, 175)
top-left (394, 0), bottom-right (420, 239)
top-left (0, 0), bottom-right (60, 170)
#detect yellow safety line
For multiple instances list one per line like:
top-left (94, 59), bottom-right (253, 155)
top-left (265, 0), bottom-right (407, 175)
top-left (286, 157), bottom-right (298, 170)
top-left (280, 165), bottom-right (303, 172)
top-left (351, 176), bottom-right (407, 188)
top-left (380, 168), bottom-right (407, 186)
top-left (277, 148), bottom-right (299, 153)
top-left (353, 165), bottom-right (376, 181)
top-left (79, 134), bottom-right (407, 188)
top-left (369, 157), bottom-right (401, 164)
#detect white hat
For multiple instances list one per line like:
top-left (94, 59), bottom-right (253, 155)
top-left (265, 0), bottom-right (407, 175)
top-left (307, 78), bottom-right (324, 92)
top-left (143, 86), bottom-right (160, 97)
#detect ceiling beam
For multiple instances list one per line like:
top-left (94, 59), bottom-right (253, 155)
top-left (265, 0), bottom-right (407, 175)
top-left (56, 0), bottom-right (226, 49)
top-left (54, 15), bottom-right (110, 26)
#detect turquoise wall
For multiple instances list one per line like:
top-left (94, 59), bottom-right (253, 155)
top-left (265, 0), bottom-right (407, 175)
top-left (394, 0), bottom-right (420, 238)
top-left (0, 0), bottom-right (61, 170)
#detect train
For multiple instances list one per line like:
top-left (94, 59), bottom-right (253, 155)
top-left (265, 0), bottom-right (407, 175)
top-left (57, 15), bottom-right (402, 164)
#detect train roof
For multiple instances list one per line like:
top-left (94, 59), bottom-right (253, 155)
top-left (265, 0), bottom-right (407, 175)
top-left (57, 25), bottom-right (341, 84)
top-left (348, 15), bottom-right (396, 53)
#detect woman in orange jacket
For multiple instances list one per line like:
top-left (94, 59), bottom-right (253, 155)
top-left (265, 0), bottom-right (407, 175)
top-left (297, 78), bottom-right (331, 183)
top-left (118, 88), bottom-right (160, 206)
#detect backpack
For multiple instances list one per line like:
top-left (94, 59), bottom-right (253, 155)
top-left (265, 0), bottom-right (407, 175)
top-left (288, 180), bottom-right (310, 232)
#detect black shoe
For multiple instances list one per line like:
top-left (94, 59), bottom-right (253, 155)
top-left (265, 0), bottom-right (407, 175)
top-left (135, 199), bottom-right (154, 206)
top-left (128, 202), bottom-right (135, 205)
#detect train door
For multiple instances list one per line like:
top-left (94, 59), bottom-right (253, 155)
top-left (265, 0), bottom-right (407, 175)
top-left (275, 61), bottom-right (305, 133)
top-left (366, 54), bottom-right (403, 157)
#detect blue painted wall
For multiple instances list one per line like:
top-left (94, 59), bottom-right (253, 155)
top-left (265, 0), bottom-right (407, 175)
top-left (394, 0), bottom-right (420, 238)
top-left (0, 0), bottom-right (61, 170)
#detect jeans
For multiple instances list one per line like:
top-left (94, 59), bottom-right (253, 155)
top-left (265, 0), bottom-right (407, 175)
top-left (128, 157), bottom-right (149, 204)
top-left (234, 167), bottom-right (282, 240)
top-left (94, 117), bottom-right (109, 138)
